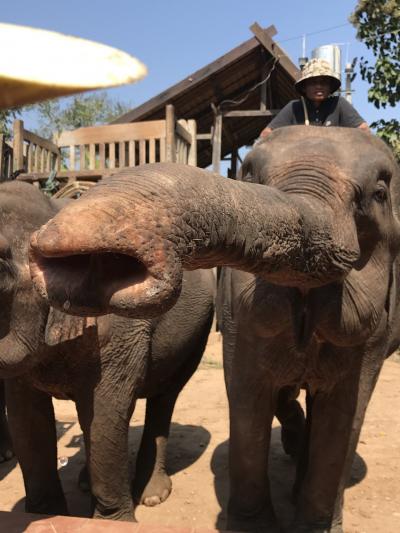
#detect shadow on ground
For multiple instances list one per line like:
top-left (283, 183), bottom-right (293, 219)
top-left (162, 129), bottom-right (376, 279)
top-left (211, 425), bottom-right (368, 531)
top-left (10, 421), bottom-right (210, 518)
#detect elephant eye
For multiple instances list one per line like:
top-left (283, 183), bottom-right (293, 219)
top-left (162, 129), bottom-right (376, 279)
top-left (373, 186), bottom-right (388, 203)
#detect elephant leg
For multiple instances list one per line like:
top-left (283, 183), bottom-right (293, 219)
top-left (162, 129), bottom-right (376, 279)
top-left (76, 387), bottom-right (136, 522)
top-left (275, 386), bottom-right (305, 460)
top-left (133, 349), bottom-right (205, 507)
top-left (5, 379), bottom-right (67, 515)
top-left (226, 342), bottom-right (278, 532)
top-left (292, 349), bottom-right (384, 533)
top-left (0, 379), bottom-right (14, 462)
top-left (132, 392), bottom-right (176, 506)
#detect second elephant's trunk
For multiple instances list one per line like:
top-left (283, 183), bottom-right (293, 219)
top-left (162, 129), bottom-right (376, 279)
top-left (30, 163), bottom-right (359, 317)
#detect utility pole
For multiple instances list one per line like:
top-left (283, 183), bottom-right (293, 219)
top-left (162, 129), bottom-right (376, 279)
top-left (344, 62), bottom-right (354, 103)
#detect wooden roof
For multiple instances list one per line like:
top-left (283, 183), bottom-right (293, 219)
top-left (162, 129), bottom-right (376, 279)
top-left (112, 24), bottom-right (300, 168)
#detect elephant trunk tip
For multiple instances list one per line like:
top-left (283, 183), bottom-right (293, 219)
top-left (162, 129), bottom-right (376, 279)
top-left (29, 230), bottom-right (183, 318)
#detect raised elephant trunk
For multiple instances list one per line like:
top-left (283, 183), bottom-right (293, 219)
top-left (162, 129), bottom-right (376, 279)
top-left (29, 162), bottom-right (360, 317)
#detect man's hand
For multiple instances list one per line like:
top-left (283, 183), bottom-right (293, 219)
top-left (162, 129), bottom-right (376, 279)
top-left (358, 122), bottom-right (370, 132)
top-left (260, 127), bottom-right (273, 138)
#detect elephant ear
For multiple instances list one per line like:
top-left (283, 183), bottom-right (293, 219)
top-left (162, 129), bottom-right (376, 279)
top-left (45, 307), bottom-right (97, 346)
top-left (237, 144), bottom-right (268, 184)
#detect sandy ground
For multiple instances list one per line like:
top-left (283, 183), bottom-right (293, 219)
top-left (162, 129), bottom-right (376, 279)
top-left (0, 333), bottom-right (399, 532)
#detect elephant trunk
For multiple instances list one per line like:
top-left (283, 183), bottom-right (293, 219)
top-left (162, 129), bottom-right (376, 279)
top-left (29, 163), bottom-right (359, 317)
top-left (0, 290), bottom-right (48, 377)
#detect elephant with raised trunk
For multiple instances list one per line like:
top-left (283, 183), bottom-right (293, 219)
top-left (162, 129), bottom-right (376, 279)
top-left (30, 126), bottom-right (400, 532)
top-left (0, 181), bottom-right (215, 521)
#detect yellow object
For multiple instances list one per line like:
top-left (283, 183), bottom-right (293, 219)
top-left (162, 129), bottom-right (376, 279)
top-left (0, 23), bottom-right (147, 109)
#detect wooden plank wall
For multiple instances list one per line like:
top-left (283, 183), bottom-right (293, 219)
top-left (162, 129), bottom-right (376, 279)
top-left (12, 106), bottom-right (197, 184)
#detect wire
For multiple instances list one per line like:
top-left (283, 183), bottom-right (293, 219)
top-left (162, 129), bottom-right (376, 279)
top-left (217, 56), bottom-right (280, 110)
top-left (277, 23), bottom-right (352, 44)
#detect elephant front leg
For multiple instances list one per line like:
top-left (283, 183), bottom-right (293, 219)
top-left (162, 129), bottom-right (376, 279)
top-left (76, 390), bottom-right (136, 522)
top-left (226, 343), bottom-right (278, 531)
top-left (5, 379), bottom-right (67, 515)
top-left (291, 349), bottom-right (384, 533)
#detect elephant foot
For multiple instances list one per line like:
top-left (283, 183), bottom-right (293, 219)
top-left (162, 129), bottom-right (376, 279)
top-left (227, 509), bottom-right (280, 532)
top-left (285, 521), bottom-right (343, 533)
top-left (93, 504), bottom-right (136, 522)
top-left (78, 464), bottom-right (91, 492)
top-left (26, 492), bottom-right (68, 516)
top-left (0, 414), bottom-right (14, 462)
top-left (132, 470), bottom-right (172, 506)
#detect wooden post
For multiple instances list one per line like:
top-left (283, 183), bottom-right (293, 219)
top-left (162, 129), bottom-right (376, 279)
top-left (230, 147), bottom-right (238, 179)
top-left (212, 112), bottom-right (222, 174)
top-left (0, 134), bottom-right (4, 179)
top-left (13, 119), bottom-right (25, 172)
top-left (187, 119), bottom-right (197, 166)
top-left (260, 51), bottom-right (268, 111)
top-left (165, 104), bottom-right (176, 162)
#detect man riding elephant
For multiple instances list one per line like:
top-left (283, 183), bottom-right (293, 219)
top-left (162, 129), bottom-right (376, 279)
top-left (259, 57), bottom-right (369, 138)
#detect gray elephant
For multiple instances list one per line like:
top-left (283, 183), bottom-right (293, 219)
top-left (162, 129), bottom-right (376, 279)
top-left (0, 180), bottom-right (215, 520)
top-left (30, 126), bottom-right (400, 532)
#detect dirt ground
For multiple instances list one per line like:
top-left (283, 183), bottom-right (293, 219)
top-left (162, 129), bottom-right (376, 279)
top-left (0, 333), bottom-right (399, 532)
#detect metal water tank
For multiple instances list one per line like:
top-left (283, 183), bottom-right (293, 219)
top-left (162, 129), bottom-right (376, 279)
top-left (311, 44), bottom-right (341, 82)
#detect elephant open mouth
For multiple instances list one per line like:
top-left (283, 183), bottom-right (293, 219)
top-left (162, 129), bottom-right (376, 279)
top-left (29, 242), bottom-right (182, 318)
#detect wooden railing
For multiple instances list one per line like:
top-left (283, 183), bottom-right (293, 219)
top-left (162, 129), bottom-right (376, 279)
top-left (11, 105), bottom-right (195, 182)
top-left (12, 119), bottom-right (61, 175)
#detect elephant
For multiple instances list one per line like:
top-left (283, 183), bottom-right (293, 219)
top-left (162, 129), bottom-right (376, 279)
top-left (30, 126), bottom-right (400, 532)
top-left (0, 180), bottom-right (215, 521)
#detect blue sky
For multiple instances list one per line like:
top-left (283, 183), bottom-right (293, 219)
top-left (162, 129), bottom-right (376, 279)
top-left (2, 0), bottom-right (398, 130)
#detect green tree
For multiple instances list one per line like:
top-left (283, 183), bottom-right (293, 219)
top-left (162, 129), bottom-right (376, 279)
top-left (35, 91), bottom-right (130, 139)
top-left (350, 0), bottom-right (400, 159)
top-left (0, 108), bottom-right (20, 138)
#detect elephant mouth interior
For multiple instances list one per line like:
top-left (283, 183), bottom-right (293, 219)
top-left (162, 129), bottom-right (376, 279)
top-left (31, 250), bottom-right (150, 313)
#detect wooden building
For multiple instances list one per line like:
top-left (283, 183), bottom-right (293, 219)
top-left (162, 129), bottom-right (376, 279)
top-left (1, 23), bottom-right (300, 194)
top-left (112, 23), bottom-right (300, 176)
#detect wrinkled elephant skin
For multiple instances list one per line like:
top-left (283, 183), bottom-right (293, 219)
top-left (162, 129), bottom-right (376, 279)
top-left (30, 127), bottom-right (400, 532)
top-left (0, 182), bottom-right (214, 521)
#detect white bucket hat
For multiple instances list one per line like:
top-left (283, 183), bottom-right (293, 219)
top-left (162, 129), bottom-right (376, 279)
top-left (295, 58), bottom-right (341, 96)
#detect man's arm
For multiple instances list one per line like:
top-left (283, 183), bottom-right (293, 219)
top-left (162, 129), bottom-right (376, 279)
top-left (339, 97), bottom-right (369, 131)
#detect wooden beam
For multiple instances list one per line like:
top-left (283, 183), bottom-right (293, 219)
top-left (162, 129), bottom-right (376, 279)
top-left (212, 113), bottom-right (223, 174)
top-left (175, 121), bottom-right (192, 145)
top-left (260, 50), bottom-right (269, 111)
top-left (197, 133), bottom-right (212, 140)
top-left (0, 135), bottom-right (5, 179)
top-left (223, 110), bottom-right (279, 117)
top-left (112, 27), bottom-right (278, 125)
top-left (13, 119), bottom-right (25, 172)
top-left (165, 104), bottom-right (176, 163)
top-left (23, 129), bottom-right (59, 154)
top-left (187, 119), bottom-right (197, 166)
top-left (250, 22), bottom-right (300, 81)
top-left (56, 121), bottom-right (166, 146)
top-left (16, 169), bottom-right (110, 182)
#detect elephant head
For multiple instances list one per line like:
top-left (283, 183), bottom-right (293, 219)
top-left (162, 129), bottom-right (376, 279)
top-left (30, 127), bottom-right (400, 322)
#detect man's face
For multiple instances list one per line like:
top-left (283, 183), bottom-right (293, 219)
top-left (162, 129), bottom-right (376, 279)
top-left (304, 76), bottom-right (332, 103)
